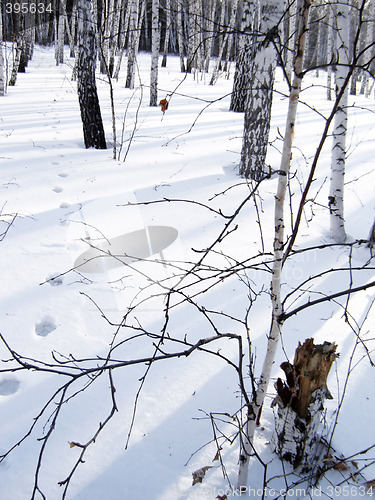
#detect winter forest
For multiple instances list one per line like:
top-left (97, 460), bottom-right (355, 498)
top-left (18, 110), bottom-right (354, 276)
top-left (1, 0), bottom-right (375, 498)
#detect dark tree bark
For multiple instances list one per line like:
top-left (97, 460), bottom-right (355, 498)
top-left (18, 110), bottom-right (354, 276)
top-left (238, 0), bottom-right (284, 180)
top-left (76, 0), bottom-right (106, 149)
top-left (230, 0), bottom-right (256, 111)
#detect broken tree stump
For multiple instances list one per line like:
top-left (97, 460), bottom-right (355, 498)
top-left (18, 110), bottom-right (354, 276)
top-left (272, 338), bottom-right (338, 471)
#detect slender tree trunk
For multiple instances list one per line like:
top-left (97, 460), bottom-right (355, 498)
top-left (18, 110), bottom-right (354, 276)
top-left (56, 0), bottom-right (66, 65)
top-left (161, 0), bottom-right (171, 67)
top-left (125, 0), bottom-right (140, 88)
top-left (69, 0), bottom-right (78, 57)
top-left (150, 0), bottom-right (160, 106)
top-left (359, 0), bottom-right (374, 95)
top-left (9, 40), bottom-right (22, 86)
top-left (113, 0), bottom-right (131, 80)
top-left (76, 0), bottom-right (107, 149)
top-left (239, 0), bottom-right (285, 180)
top-left (210, 0), bottom-right (239, 85)
top-left (0, 0), bottom-right (5, 96)
top-left (236, 0), bottom-right (312, 489)
top-left (125, 0), bottom-right (146, 89)
top-left (186, 0), bottom-right (204, 73)
top-left (176, 0), bottom-right (186, 72)
top-left (326, 2), bottom-right (335, 100)
top-left (329, 0), bottom-right (350, 243)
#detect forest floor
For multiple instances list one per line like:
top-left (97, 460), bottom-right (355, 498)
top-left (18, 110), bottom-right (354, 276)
top-left (1, 46), bottom-right (375, 499)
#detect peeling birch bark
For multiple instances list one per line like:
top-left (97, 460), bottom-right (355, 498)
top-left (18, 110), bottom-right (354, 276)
top-left (272, 339), bottom-right (338, 471)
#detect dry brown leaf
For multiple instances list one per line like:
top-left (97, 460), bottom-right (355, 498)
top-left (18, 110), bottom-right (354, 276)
top-left (69, 441), bottom-right (84, 448)
top-left (213, 448), bottom-right (223, 462)
top-left (333, 461), bottom-right (350, 471)
top-left (192, 466), bottom-right (212, 485)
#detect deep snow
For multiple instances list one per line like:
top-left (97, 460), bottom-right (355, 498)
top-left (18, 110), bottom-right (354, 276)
top-left (1, 45), bottom-right (375, 499)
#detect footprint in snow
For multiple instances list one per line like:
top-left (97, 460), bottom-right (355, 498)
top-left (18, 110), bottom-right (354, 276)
top-left (35, 316), bottom-right (57, 337)
top-left (53, 186), bottom-right (63, 193)
top-left (58, 172), bottom-right (68, 178)
top-left (46, 274), bottom-right (63, 286)
top-left (0, 376), bottom-right (20, 396)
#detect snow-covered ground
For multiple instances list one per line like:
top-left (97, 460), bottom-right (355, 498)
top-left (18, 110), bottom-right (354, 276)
top-left (1, 46), bottom-right (375, 499)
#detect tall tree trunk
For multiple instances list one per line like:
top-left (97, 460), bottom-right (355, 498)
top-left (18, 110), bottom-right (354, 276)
top-left (150, 0), bottom-right (160, 106)
top-left (176, 0), bottom-right (186, 72)
top-left (239, 0), bottom-right (284, 180)
top-left (76, 0), bottom-right (107, 149)
top-left (125, 0), bottom-right (146, 89)
top-left (0, 0), bottom-right (5, 96)
top-left (230, 0), bottom-right (257, 112)
top-left (161, 0), bottom-right (171, 67)
top-left (113, 0), bottom-right (132, 80)
top-left (203, 0), bottom-right (217, 73)
top-left (236, 0), bottom-right (312, 489)
top-left (326, 2), bottom-right (335, 100)
top-left (186, 0), bottom-right (204, 73)
top-left (210, 0), bottom-right (239, 85)
top-left (329, 0), bottom-right (350, 243)
top-left (125, 0), bottom-right (140, 88)
top-left (69, 0), bottom-right (78, 57)
top-left (56, 0), bottom-right (66, 65)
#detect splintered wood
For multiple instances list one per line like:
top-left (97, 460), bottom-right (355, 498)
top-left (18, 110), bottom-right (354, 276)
top-left (272, 338), bottom-right (338, 470)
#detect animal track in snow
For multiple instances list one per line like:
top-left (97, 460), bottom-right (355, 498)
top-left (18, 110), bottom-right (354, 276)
top-left (35, 316), bottom-right (57, 337)
top-left (53, 186), bottom-right (63, 193)
top-left (46, 274), bottom-right (63, 286)
top-left (0, 376), bottom-right (20, 396)
top-left (58, 172), bottom-right (68, 178)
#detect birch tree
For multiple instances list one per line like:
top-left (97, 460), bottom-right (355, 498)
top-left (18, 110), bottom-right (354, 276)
top-left (56, 0), bottom-right (66, 65)
top-left (125, 0), bottom-right (146, 89)
top-left (236, 0), bottom-right (312, 488)
top-left (161, 0), bottom-right (172, 67)
top-left (239, 0), bottom-right (285, 180)
top-left (0, 0), bottom-right (5, 96)
top-left (210, 0), bottom-right (239, 85)
top-left (76, 0), bottom-right (107, 149)
top-left (176, 0), bottom-right (186, 72)
top-left (230, 0), bottom-right (258, 112)
top-left (329, 0), bottom-right (350, 243)
top-left (125, 0), bottom-right (140, 88)
top-left (186, 0), bottom-right (204, 73)
top-left (150, 0), bottom-right (160, 106)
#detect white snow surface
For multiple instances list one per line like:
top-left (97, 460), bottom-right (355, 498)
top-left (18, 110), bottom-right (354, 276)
top-left (0, 46), bottom-right (375, 499)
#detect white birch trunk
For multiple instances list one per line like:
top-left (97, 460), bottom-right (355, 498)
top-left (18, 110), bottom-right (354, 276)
top-left (56, 1), bottom-right (66, 65)
top-left (0, 0), bottom-right (5, 96)
top-left (113, 0), bottom-right (132, 81)
top-left (176, 0), bottom-right (186, 72)
top-left (69, 0), bottom-right (77, 57)
top-left (161, 0), bottom-right (171, 67)
top-left (187, 0), bottom-right (204, 73)
top-left (150, 0), bottom-right (160, 106)
top-left (210, 0), bottom-right (239, 85)
top-left (237, 0), bottom-right (312, 489)
top-left (359, 0), bottom-right (374, 95)
top-left (326, 3), bottom-right (335, 100)
top-left (204, 0), bottom-right (217, 73)
top-left (329, 0), bottom-right (350, 243)
top-left (125, 0), bottom-right (140, 89)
